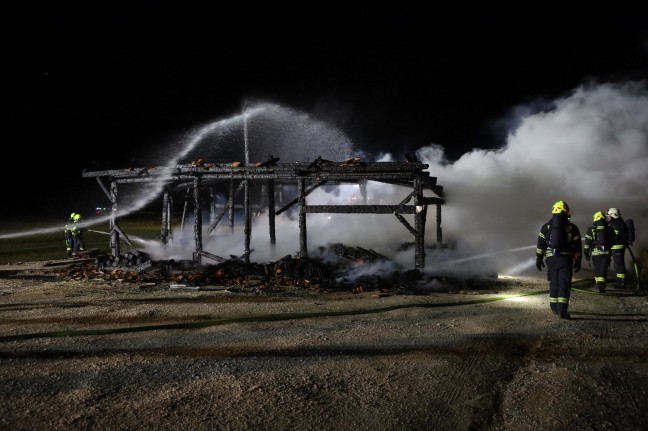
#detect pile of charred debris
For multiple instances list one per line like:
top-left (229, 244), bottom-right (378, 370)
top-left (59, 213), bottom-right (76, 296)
top-left (54, 243), bottom-right (477, 294)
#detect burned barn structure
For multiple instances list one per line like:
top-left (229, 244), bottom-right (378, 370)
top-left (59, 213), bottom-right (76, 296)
top-left (82, 157), bottom-right (445, 269)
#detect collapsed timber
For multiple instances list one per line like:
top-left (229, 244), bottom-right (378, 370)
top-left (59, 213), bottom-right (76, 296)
top-left (54, 244), bottom-right (482, 294)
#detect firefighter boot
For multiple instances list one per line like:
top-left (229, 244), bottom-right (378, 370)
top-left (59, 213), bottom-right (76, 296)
top-left (596, 283), bottom-right (605, 294)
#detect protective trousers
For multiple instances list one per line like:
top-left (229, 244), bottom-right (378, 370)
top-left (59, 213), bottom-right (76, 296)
top-left (592, 254), bottom-right (610, 291)
top-left (611, 249), bottom-right (626, 288)
top-left (547, 255), bottom-right (573, 316)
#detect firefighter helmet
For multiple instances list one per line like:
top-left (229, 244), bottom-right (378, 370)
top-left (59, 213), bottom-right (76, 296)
top-left (73, 213), bottom-right (81, 222)
top-left (607, 208), bottom-right (620, 219)
top-left (593, 211), bottom-right (605, 222)
top-left (552, 200), bottom-right (571, 217)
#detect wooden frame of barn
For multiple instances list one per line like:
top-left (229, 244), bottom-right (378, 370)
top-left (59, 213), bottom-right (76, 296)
top-left (82, 157), bottom-right (445, 269)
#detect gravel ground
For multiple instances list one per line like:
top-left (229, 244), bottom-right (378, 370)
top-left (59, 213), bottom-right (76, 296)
top-left (1, 260), bottom-right (648, 430)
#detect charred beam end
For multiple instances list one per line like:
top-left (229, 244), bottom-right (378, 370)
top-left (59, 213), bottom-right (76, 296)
top-left (196, 250), bottom-right (227, 263)
top-left (303, 205), bottom-right (418, 214)
top-left (394, 213), bottom-right (417, 236)
top-left (421, 197), bottom-right (445, 205)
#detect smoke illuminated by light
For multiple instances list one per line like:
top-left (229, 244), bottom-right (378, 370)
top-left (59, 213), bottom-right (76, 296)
top-left (2, 83), bottom-right (647, 280)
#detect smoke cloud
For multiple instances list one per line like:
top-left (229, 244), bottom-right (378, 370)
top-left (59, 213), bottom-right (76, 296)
top-left (6, 83), bottom-right (644, 280)
top-left (144, 82), bottom-right (648, 278)
top-left (416, 81), bottom-right (648, 273)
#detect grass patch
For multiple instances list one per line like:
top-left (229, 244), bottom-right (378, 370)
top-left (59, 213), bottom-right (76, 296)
top-left (0, 218), bottom-right (167, 265)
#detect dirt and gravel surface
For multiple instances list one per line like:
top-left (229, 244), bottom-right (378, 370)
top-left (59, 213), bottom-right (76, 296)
top-left (1, 259), bottom-right (647, 431)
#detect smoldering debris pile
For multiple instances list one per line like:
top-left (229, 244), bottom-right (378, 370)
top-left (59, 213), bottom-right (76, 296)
top-left (54, 243), bottom-right (481, 294)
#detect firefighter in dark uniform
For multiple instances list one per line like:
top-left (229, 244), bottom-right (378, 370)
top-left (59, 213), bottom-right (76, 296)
top-left (71, 213), bottom-right (86, 256)
top-left (64, 213), bottom-right (77, 257)
top-left (536, 200), bottom-right (582, 319)
top-left (606, 207), bottom-right (627, 289)
top-left (583, 211), bottom-right (611, 293)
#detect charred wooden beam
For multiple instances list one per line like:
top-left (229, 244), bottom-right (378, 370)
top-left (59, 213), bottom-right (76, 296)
top-left (195, 250), bottom-right (227, 263)
top-left (161, 187), bottom-right (171, 245)
top-left (414, 177), bottom-right (426, 269)
top-left (394, 213), bottom-right (417, 236)
top-left (109, 180), bottom-right (120, 257)
top-left (207, 180), bottom-right (245, 234)
top-left (275, 180), bottom-right (328, 215)
top-left (268, 178), bottom-right (276, 245)
top-left (193, 176), bottom-right (203, 263)
top-left (299, 179), bottom-right (307, 258)
top-left (244, 179), bottom-right (251, 264)
top-left (303, 205), bottom-right (418, 214)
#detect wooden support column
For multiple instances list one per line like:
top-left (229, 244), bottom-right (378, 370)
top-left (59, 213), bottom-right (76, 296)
top-left (298, 178), bottom-right (308, 258)
top-left (436, 202), bottom-right (443, 245)
top-left (228, 179), bottom-right (235, 233)
top-left (161, 187), bottom-right (170, 245)
top-left (193, 176), bottom-right (203, 263)
top-left (209, 186), bottom-right (216, 227)
top-left (110, 180), bottom-right (120, 258)
top-left (244, 179), bottom-right (251, 263)
top-left (413, 177), bottom-right (427, 269)
top-left (268, 179), bottom-right (276, 245)
top-left (180, 187), bottom-right (190, 232)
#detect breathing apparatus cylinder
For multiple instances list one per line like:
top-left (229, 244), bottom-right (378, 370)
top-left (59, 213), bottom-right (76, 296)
top-left (625, 219), bottom-right (635, 245)
top-left (549, 213), bottom-right (565, 253)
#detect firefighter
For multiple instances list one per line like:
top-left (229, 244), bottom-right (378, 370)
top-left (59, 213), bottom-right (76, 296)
top-left (64, 213), bottom-right (76, 257)
top-left (71, 213), bottom-right (86, 256)
top-left (583, 211), bottom-right (611, 293)
top-left (536, 200), bottom-right (582, 320)
top-left (606, 208), bottom-right (628, 289)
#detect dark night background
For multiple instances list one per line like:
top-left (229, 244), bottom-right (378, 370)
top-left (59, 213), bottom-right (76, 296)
top-left (2, 5), bottom-right (647, 220)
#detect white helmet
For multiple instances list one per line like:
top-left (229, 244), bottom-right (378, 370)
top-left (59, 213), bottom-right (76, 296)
top-left (607, 208), bottom-right (621, 219)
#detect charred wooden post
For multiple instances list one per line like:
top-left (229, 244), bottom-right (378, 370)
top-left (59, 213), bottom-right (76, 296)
top-left (208, 181), bottom-right (244, 234)
top-left (436, 201), bottom-right (442, 244)
top-left (110, 180), bottom-right (120, 258)
top-left (244, 178), bottom-right (251, 264)
top-left (275, 180), bottom-right (327, 216)
top-left (413, 177), bottom-right (426, 269)
top-left (228, 179), bottom-right (234, 233)
top-left (161, 187), bottom-right (170, 245)
top-left (209, 186), bottom-right (215, 226)
top-left (268, 178), bottom-right (276, 245)
top-left (193, 176), bottom-right (203, 263)
top-left (180, 187), bottom-right (190, 232)
top-left (298, 178), bottom-right (307, 257)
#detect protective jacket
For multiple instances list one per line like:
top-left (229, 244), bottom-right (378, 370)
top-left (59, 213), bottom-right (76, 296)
top-left (536, 214), bottom-right (582, 260)
top-left (608, 217), bottom-right (628, 251)
top-left (536, 210), bottom-right (582, 318)
top-left (583, 213), bottom-right (612, 292)
top-left (583, 213), bottom-right (611, 259)
top-left (64, 223), bottom-right (74, 256)
top-left (608, 216), bottom-right (628, 288)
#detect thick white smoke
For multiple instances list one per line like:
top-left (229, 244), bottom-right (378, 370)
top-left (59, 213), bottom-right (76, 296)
top-left (416, 81), bottom-right (648, 274)
top-left (145, 82), bottom-right (647, 277)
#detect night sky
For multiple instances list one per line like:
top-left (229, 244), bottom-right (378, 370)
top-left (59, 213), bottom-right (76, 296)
top-left (2, 6), bottom-right (647, 219)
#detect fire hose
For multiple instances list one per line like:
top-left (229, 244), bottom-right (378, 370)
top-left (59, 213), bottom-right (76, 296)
top-left (88, 228), bottom-right (133, 246)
